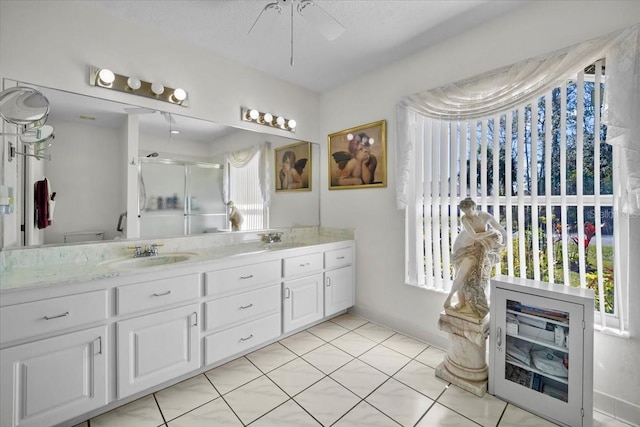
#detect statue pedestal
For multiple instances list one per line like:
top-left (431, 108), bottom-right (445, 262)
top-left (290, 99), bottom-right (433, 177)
top-left (435, 310), bottom-right (490, 397)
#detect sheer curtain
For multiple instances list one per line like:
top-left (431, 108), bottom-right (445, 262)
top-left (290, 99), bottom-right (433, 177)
top-left (223, 142), bottom-right (272, 208)
top-left (397, 24), bottom-right (640, 214)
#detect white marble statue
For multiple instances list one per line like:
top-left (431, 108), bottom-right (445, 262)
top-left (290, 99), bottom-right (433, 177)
top-left (227, 201), bottom-right (243, 231)
top-left (444, 198), bottom-right (507, 319)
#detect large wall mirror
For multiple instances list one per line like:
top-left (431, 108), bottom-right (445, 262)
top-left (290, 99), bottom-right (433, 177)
top-left (1, 80), bottom-right (320, 249)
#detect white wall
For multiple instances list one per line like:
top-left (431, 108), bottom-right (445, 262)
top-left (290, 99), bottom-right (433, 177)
top-left (319, 1), bottom-right (640, 421)
top-left (44, 120), bottom-right (126, 243)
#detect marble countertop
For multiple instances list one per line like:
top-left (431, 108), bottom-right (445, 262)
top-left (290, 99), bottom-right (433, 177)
top-left (0, 230), bottom-right (353, 293)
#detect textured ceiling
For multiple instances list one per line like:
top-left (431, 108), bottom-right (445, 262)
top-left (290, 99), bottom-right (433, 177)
top-left (88, 0), bottom-right (528, 93)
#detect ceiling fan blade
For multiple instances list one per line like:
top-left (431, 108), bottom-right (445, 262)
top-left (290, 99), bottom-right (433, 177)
top-left (247, 1), bottom-right (282, 35)
top-left (123, 107), bottom-right (156, 115)
top-left (297, 0), bottom-right (345, 41)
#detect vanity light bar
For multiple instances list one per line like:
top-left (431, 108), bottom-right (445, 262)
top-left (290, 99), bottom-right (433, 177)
top-left (88, 66), bottom-right (189, 107)
top-left (241, 107), bottom-right (296, 133)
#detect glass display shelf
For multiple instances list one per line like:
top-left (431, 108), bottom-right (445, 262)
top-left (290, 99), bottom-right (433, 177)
top-left (489, 276), bottom-right (594, 427)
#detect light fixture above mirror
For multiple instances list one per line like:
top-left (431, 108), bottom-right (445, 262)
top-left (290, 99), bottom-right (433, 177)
top-left (88, 66), bottom-right (189, 107)
top-left (241, 107), bottom-right (296, 132)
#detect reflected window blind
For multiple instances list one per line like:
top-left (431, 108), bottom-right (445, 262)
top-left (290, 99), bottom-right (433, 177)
top-left (407, 60), bottom-right (620, 330)
top-left (228, 153), bottom-right (265, 230)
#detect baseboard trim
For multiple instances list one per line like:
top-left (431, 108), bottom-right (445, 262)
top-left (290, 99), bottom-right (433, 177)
top-left (594, 390), bottom-right (640, 426)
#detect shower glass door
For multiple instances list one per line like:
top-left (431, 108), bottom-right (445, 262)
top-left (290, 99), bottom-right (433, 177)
top-left (138, 159), bottom-right (225, 239)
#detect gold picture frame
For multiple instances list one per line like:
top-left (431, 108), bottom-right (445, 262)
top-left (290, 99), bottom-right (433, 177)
top-left (328, 120), bottom-right (386, 190)
top-left (275, 141), bottom-right (312, 192)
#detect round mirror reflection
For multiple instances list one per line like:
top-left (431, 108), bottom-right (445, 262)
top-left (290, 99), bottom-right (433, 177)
top-left (20, 124), bottom-right (55, 145)
top-left (0, 86), bottom-right (51, 127)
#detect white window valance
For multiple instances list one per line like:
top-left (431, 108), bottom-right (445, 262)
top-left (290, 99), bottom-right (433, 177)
top-left (396, 24), bottom-right (640, 214)
top-left (223, 142), bottom-right (272, 207)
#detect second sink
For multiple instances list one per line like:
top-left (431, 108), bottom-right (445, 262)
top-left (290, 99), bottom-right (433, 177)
top-left (101, 252), bottom-right (199, 270)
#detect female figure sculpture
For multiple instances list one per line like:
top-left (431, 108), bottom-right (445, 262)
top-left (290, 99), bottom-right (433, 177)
top-left (227, 201), bottom-right (244, 231)
top-left (444, 198), bottom-right (507, 319)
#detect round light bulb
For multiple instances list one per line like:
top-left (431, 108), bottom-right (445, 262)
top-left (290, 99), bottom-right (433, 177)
top-left (127, 77), bottom-right (141, 91)
top-left (263, 113), bottom-right (273, 124)
top-left (151, 82), bottom-right (165, 95)
top-left (98, 69), bottom-right (115, 85)
top-left (249, 109), bottom-right (259, 120)
top-left (347, 133), bottom-right (354, 141)
top-left (276, 116), bottom-right (285, 126)
top-left (287, 119), bottom-right (297, 130)
top-left (172, 88), bottom-right (187, 102)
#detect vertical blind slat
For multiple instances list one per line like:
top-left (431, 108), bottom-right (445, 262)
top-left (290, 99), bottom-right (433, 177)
top-left (593, 62), bottom-right (607, 327)
top-left (492, 116), bottom-right (502, 274)
top-left (414, 118), bottom-right (425, 286)
top-left (450, 122), bottom-right (459, 247)
top-left (517, 105), bottom-right (527, 278)
top-left (439, 121), bottom-right (451, 290)
top-left (576, 71), bottom-right (587, 288)
top-left (432, 120), bottom-right (443, 290)
top-left (560, 82), bottom-right (570, 286)
top-left (480, 120), bottom-right (488, 211)
top-left (544, 92), bottom-right (555, 283)
top-left (530, 100), bottom-right (541, 281)
top-left (460, 122), bottom-right (468, 197)
top-left (470, 121), bottom-right (478, 198)
top-left (505, 112), bottom-right (515, 276)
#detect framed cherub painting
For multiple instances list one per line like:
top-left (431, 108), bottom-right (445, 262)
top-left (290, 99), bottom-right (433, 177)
top-left (275, 141), bottom-right (311, 192)
top-left (328, 120), bottom-right (386, 190)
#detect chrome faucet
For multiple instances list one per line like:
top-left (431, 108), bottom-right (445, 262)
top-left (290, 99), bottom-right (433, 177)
top-left (260, 232), bottom-right (283, 244)
top-left (129, 243), bottom-right (163, 257)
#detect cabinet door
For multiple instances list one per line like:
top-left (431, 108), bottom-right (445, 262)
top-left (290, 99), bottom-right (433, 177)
top-left (0, 326), bottom-right (107, 427)
top-left (324, 266), bottom-right (354, 317)
top-left (117, 304), bottom-right (200, 398)
top-left (283, 274), bottom-right (324, 333)
top-left (491, 288), bottom-right (584, 426)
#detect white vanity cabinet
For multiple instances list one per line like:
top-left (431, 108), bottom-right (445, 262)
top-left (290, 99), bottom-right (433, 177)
top-left (117, 303), bottom-right (200, 398)
top-left (489, 276), bottom-right (594, 427)
top-left (282, 252), bottom-right (324, 333)
top-left (203, 259), bottom-right (282, 365)
top-left (0, 237), bottom-right (356, 427)
top-left (0, 325), bottom-right (108, 427)
top-left (324, 246), bottom-right (355, 316)
top-left (0, 290), bottom-right (109, 427)
top-left (115, 273), bottom-right (201, 399)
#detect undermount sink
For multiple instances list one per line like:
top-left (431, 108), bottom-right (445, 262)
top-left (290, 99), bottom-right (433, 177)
top-left (262, 242), bottom-right (308, 250)
top-left (100, 252), bottom-right (199, 270)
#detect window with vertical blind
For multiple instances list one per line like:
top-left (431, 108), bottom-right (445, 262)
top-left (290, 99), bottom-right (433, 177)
top-left (400, 52), bottom-right (634, 333)
top-left (224, 142), bottom-right (271, 231)
top-left (398, 25), bottom-right (639, 334)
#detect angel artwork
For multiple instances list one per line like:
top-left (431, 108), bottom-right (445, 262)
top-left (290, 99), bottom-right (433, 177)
top-left (328, 120), bottom-right (386, 190)
top-left (331, 132), bottom-right (378, 186)
top-left (276, 142), bottom-right (311, 191)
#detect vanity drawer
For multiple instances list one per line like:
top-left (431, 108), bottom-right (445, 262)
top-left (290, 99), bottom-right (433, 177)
top-left (205, 284), bottom-right (281, 332)
top-left (283, 252), bottom-right (323, 278)
top-left (204, 312), bottom-right (281, 365)
top-left (325, 247), bottom-right (353, 270)
top-left (205, 260), bottom-right (281, 296)
top-left (0, 290), bottom-right (107, 344)
top-left (117, 273), bottom-right (200, 315)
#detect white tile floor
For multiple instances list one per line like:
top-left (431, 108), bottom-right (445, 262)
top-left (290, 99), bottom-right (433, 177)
top-left (80, 313), bottom-right (632, 427)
